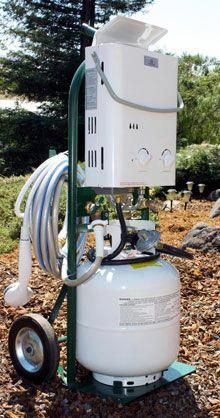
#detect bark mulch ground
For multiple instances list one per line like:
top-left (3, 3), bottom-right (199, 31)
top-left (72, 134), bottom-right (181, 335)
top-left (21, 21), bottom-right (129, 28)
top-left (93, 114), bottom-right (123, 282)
top-left (0, 200), bottom-right (219, 417)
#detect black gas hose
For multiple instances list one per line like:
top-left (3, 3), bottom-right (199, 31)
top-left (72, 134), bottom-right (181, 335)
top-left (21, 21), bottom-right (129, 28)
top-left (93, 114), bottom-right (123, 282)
top-left (88, 202), bottom-right (160, 265)
top-left (87, 248), bottom-right (160, 265)
top-left (103, 202), bottom-right (127, 261)
top-left (101, 252), bottom-right (160, 265)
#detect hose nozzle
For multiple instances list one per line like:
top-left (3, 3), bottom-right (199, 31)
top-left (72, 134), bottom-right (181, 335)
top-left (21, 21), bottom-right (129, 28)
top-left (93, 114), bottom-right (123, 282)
top-left (4, 282), bottom-right (33, 308)
top-left (4, 226), bottom-right (33, 307)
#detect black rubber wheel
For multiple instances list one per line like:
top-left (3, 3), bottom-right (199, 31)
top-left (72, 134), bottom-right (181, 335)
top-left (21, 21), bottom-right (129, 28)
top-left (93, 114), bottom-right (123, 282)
top-left (8, 313), bottom-right (60, 384)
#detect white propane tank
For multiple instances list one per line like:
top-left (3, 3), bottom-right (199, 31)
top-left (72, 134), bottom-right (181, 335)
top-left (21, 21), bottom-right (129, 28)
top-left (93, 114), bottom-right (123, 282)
top-left (76, 257), bottom-right (180, 387)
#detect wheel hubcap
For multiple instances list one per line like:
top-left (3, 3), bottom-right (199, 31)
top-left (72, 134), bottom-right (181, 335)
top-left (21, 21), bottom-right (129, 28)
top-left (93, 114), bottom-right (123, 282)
top-left (15, 327), bottom-right (44, 373)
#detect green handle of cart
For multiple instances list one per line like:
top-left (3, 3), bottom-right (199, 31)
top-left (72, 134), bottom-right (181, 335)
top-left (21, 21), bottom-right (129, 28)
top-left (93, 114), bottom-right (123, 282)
top-left (67, 60), bottom-right (85, 387)
top-left (67, 22), bottom-right (96, 388)
top-left (82, 23), bottom-right (97, 38)
top-left (68, 60), bottom-right (85, 282)
top-left (68, 22), bottom-right (96, 283)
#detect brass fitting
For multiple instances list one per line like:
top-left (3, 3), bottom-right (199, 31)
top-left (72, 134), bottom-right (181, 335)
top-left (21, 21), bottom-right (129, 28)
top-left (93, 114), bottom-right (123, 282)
top-left (139, 186), bottom-right (145, 195)
top-left (85, 201), bottom-right (94, 214)
top-left (85, 201), bottom-right (102, 220)
top-left (115, 195), bottom-right (122, 204)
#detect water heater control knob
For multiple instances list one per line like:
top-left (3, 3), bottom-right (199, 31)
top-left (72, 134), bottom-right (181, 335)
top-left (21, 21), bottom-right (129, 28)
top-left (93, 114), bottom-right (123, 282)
top-left (138, 148), bottom-right (151, 166)
top-left (161, 149), bottom-right (174, 169)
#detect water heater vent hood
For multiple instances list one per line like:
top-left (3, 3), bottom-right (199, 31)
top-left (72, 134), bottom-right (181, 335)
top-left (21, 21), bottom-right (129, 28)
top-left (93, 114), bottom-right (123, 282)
top-left (92, 16), bottom-right (167, 49)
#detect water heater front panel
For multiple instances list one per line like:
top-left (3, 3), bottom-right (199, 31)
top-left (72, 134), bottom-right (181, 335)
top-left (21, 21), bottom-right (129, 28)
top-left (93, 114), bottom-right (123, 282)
top-left (85, 43), bottom-right (178, 188)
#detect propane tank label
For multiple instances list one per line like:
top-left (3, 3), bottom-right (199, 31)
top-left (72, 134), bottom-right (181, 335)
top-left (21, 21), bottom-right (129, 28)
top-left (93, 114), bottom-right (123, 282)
top-left (119, 291), bottom-right (179, 326)
top-left (131, 261), bottom-right (162, 269)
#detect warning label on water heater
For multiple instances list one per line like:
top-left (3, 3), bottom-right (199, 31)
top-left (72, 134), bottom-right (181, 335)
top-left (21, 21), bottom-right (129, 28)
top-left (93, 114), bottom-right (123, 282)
top-left (119, 291), bottom-right (179, 327)
top-left (85, 68), bottom-right (97, 110)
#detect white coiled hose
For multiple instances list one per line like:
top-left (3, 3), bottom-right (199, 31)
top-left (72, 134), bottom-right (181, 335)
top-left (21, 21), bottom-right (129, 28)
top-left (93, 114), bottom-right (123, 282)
top-left (4, 153), bottom-right (106, 307)
top-left (15, 152), bottom-right (86, 276)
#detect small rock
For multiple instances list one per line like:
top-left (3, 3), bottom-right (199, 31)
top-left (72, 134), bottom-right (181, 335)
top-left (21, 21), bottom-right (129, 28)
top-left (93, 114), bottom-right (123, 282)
top-left (182, 223), bottom-right (220, 252)
top-left (209, 197), bottom-right (220, 218)
top-left (191, 222), bottom-right (208, 230)
top-left (84, 403), bottom-right (92, 412)
top-left (208, 189), bottom-right (220, 201)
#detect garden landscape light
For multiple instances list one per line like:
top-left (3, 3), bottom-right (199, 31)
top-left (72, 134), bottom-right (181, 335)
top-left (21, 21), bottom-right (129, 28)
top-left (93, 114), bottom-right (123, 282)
top-left (198, 183), bottom-right (206, 200)
top-left (167, 188), bottom-right (177, 212)
top-left (186, 181), bottom-right (194, 201)
top-left (186, 181), bottom-right (194, 192)
top-left (182, 190), bottom-right (191, 210)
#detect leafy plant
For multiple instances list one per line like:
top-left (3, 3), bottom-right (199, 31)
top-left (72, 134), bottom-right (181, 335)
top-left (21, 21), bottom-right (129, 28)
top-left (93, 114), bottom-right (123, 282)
top-left (178, 54), bottom-right (220, 146)
top-left (0, 107), bottom-right (66, 176)
top-left (0, 176), bottom-right (25, 253)
top-left (0, 0), bottom-right (153, 169)
top-left (176, 143), bottom-right (220, 193)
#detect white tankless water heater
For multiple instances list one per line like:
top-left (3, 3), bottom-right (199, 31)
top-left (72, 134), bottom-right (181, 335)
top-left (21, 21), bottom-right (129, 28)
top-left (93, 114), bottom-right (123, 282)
top-left (85, 16), bottom-right (178, 188)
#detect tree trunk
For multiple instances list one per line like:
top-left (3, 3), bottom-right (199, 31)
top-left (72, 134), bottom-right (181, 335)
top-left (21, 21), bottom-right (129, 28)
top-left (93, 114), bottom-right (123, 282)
top-left (80, 0), bottom-right (96, 59)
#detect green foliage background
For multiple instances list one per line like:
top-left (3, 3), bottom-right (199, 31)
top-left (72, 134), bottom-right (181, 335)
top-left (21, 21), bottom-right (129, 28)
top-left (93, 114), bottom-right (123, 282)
top-left (177, 55), bottom-right (220, 147)
top-left (0, 176), bottom-right (23, 253)
top-left (0, 1), bottom-right (219, 186)
top-left (0, 0), bottom-right (153, 173)
top-left (176, 144), bottom-right (220, 192)
top-left (0, 107), bottom-right (67, 175)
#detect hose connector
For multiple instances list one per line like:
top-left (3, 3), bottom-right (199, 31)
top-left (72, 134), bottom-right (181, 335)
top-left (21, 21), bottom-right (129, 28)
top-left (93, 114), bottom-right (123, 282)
top-left (90, 220), bottom-right (108, 257)
top-left (64, 219), bottom-right (107, 287)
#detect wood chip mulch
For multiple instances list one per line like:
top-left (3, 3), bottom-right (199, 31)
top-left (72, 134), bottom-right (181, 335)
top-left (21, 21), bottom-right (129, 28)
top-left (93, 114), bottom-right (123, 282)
top-left (0, 200), bottom-right (219, 417)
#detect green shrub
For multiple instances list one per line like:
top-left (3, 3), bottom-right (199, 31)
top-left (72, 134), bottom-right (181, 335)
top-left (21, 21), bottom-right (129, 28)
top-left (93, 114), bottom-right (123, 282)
top-left (0, 174), bottom-right (68, 254)
top-left (149, 186), bottom-right (165, 199)
top-left (0, 107), bottom-right (67, 176)
top-left (0, 176), bottom-right (25, 253)
top-left (176, 143), bottom-right (220, 193)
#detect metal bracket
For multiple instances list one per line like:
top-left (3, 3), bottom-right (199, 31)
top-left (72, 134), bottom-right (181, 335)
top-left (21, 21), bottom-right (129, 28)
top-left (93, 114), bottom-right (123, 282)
top-left (57, 361), bottom-right (196, 404)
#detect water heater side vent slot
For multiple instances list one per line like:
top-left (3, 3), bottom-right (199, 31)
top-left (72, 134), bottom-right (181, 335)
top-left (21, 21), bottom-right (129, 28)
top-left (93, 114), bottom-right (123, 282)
top-left (88, 149), bottom-right (97, 168)
top-left (101, 62), bottom-right (104, 85)
top-left (88, 116), bottom-right (97, 134)
top-left (129, 123), bottom-right (139, 130)
top-left (101, 147), bottom-right (104, 170)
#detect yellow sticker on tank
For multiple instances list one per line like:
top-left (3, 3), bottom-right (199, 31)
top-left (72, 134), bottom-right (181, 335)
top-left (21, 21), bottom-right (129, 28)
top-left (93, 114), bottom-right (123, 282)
top-left (131, 261), bottom-right (162, 269)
